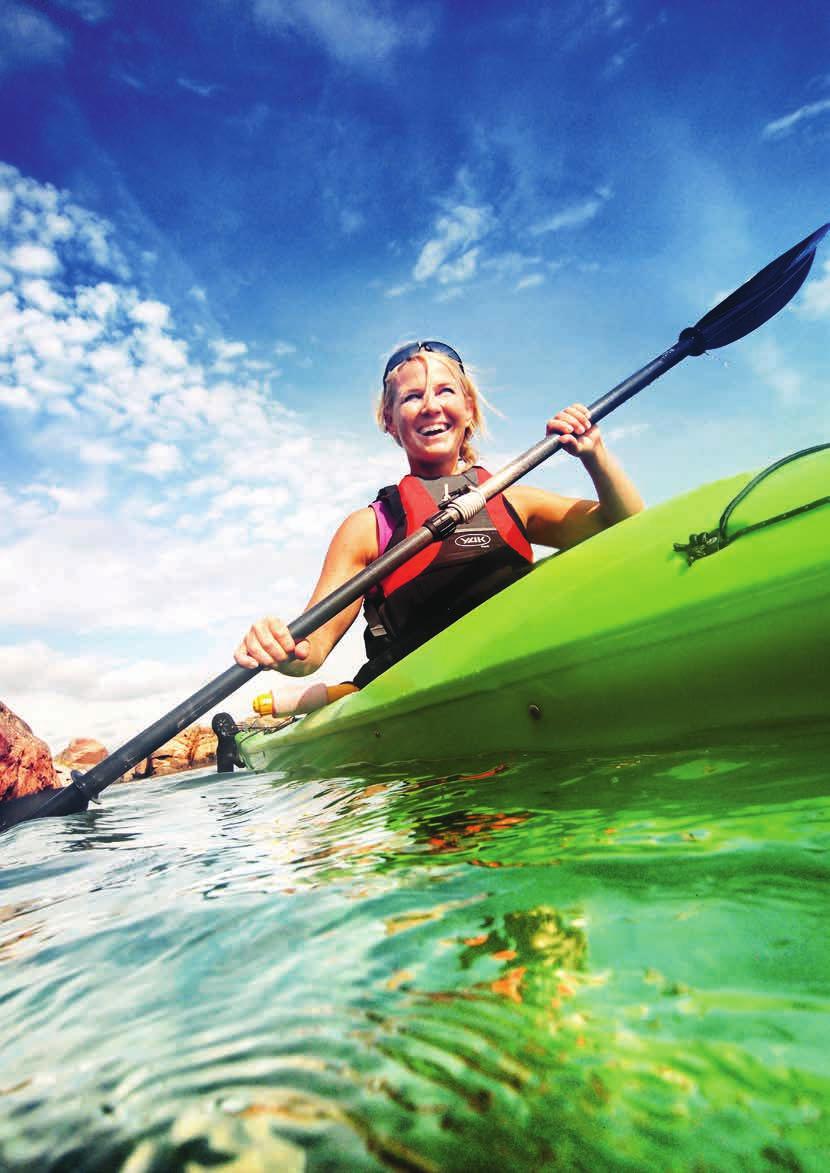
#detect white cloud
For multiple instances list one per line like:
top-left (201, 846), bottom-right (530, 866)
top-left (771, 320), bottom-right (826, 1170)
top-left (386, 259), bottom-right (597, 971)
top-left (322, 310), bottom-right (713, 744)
top-left (140, 332), bottom-right (189, 369)
top-left (516, 273), bottom-right (544, 291)
top-left (339, 208), bottom-right (365, 235)
top-left (87, 342), bottom-right (131, 375)
top-left (481, 251), bottom-right (541, 279)
top-left (747, 338), bottom-right (803, 406)
top-left (0, 384), bottom-right (36, 411)
top-left (79, 440), bottom-right (122, 465)
top-left (78, 215), bottom-right (121, 272)
top-left (131, 299), bottom-right (170, 329)
top-left (29, 482), bottom-right (109, 512)
top-left (762, 98), bottom-right (830, 140)
top-left (604, 422), bottom-right (650, 445)
top-left (436, 246), bottom-right (480, 285)
top-left (20, 277), bottom-right (66, 314)
top-left (177, 77), bottom-right (219, 98)
top-left (250, 0), bottom-right (434, 68)
top-left (28, 371), bottom-right (71, 397)
top-left (76, 281), bottom-right (121, 320)
top-left (413, 204), bottom-right (492, 285)
top-left (797, 258), bottom-right (830, 319)
top-left (52, 0), bottom-right (113, 22)
top-left (211, 338), bottom-right (248, 360)
top-left (0, 2), bottom-right (69, 75)
top-left (7, 242), bottom-right (60, 276)
top-left (530, 188), bottom-right (612, 235)
top-left (42, 396), bottom-right (78, 418)
top-left (138, 442), bottom-right (183, 476)
top-left (273, 340), bottom-right (296, 356)
top-left (45, 212), bottom-right (74, 241)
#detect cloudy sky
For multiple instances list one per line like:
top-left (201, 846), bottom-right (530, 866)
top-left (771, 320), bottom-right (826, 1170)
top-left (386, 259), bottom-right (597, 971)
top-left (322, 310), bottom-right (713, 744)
top-left (2, 0), bottom-right (829, 754)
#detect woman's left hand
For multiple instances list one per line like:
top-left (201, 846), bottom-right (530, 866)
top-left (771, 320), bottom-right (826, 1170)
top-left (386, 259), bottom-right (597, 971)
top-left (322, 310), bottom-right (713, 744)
top-left (546, 403), bottom-right (603, 458)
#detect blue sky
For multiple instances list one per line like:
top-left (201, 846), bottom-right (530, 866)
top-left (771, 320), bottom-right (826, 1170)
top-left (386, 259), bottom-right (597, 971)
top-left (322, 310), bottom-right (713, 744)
top-left (1, 0), bottom-right (829, 752)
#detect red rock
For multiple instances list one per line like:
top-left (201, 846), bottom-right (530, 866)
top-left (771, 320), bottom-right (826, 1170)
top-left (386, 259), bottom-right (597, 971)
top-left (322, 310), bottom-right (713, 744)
top-left (123, 725), bottom-right (218, 780)
top-left (0, 701), bottom-right (60, 802)
top-left (55, 738), bottom-right (108, 770)
top-left (188, 727), bottom-right (219, 770)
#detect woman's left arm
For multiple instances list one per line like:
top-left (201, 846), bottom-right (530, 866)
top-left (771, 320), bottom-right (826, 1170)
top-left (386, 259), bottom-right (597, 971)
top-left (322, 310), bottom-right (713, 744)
top-left (507, 403), bottom-right (644, 549)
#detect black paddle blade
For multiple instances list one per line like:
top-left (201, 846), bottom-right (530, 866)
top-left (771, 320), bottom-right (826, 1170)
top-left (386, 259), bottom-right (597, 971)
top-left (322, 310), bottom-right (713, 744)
top-left (684, 223), bottom-right (829, 353)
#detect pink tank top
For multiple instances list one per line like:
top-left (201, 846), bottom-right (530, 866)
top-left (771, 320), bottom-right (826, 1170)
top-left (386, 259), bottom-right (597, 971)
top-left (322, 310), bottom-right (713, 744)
top-left (371, 498), bottom-right (395, 555)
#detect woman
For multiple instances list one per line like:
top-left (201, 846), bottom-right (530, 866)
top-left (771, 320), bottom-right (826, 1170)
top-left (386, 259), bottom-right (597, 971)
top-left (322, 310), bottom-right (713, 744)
top-left (235, 341), bottom-right (643, 684)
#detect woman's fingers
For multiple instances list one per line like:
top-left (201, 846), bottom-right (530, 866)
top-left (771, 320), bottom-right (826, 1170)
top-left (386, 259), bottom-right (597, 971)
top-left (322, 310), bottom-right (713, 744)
top-left (234, 645), bottom-right (258, 669)
top-left (546, 403), bottom-right (593, 442)
top-left (255, 617), bottom-right (294, 661)
top-left (234, 617), bottom-right (308, 669)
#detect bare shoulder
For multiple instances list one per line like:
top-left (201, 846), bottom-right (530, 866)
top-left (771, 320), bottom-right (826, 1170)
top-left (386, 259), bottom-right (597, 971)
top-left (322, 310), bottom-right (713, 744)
top-left (327, 506), bottom-right (379, 567)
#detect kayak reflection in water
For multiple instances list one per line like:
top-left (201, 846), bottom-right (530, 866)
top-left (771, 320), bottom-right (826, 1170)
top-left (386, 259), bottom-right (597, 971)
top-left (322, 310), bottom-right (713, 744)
top-left (234, 341), bottom-right (644, 687)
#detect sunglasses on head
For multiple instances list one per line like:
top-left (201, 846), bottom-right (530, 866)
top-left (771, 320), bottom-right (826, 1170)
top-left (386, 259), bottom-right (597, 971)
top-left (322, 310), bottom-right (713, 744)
top-left (382, 340), bottom-right (465, 382)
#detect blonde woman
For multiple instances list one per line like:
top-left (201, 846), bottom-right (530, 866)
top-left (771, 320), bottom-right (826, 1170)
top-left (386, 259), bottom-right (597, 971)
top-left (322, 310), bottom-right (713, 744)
top-left (235, 341), bottom-right (643, 686)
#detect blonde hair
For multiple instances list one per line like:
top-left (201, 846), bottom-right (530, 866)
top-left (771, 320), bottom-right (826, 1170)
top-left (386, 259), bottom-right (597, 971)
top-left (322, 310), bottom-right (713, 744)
top-left (376, 349), bottom-right (488, 470)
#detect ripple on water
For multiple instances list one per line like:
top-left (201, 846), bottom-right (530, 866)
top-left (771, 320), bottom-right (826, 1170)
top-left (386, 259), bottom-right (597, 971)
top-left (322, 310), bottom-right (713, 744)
top-left (1, 732), bottom-right (829, 1170)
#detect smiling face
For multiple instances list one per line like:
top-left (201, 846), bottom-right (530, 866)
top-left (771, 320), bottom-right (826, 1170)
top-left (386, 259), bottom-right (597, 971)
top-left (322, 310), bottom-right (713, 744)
top-left (384, 354), bottom-right (474, 477)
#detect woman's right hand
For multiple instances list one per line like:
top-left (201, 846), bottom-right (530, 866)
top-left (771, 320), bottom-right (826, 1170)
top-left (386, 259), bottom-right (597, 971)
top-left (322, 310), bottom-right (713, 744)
top-left (234, 616), bottom-right (312, 671)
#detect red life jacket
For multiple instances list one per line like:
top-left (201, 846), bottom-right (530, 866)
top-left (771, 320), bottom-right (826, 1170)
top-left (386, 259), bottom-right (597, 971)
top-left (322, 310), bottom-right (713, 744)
top-left (355, 467), bottom-right (533, 687)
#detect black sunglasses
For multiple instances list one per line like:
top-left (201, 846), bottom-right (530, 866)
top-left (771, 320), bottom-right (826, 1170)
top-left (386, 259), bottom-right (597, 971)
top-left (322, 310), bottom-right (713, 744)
top-left (382, 340), bottom-right (465, 382)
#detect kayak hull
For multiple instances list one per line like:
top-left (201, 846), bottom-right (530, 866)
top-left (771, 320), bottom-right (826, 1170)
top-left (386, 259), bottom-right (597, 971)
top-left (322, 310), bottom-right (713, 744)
top-left (237, 449), bottom-right (830, 773)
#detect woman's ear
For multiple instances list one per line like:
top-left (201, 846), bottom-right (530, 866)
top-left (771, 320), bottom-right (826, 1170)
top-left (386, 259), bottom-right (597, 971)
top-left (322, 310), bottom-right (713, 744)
top-left (384, 411), bottom-right (400, 444)
top-left (464, 392), bottom-right (474, 428)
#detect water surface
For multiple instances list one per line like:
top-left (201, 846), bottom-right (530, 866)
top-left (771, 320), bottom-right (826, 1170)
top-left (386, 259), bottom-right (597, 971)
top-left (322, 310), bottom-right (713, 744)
top-left (1, 726), bottom-right (828, 1170)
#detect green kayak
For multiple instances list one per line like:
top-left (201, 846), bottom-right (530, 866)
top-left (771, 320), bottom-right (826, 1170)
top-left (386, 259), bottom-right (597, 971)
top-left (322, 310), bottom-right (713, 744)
top-left (236, 445), bottom-right (830, 774)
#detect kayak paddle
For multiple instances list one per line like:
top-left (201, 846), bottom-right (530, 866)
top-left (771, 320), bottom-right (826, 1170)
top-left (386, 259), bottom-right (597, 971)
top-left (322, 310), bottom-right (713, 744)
top-left (2, 221), bottom-right (827, 834)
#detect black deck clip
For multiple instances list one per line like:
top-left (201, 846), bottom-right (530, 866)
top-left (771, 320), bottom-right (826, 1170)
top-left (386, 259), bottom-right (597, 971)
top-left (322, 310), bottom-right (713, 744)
top-left (673, 530), bottom-right (723, 565)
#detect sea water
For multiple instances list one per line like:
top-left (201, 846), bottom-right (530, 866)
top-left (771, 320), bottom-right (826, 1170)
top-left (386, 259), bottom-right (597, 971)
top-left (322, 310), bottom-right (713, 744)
top-left (1, 727), bottom-right (828, 1171)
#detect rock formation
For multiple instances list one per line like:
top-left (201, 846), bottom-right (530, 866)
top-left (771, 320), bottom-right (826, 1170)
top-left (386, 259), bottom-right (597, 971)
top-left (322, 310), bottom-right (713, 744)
top-left (126, 725), bottom-right (218, 780)
top-left (53, 737), bottom-right (109, 787)
top-left (0, 706), bottom-right (223, 803)
top-left (55, 737), bottom-right (108, 770)
top-left (0, 702), bottom-right (60, 801)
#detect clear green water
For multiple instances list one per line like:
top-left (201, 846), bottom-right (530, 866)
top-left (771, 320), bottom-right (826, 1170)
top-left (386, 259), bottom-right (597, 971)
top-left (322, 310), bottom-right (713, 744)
top-left (1, 727), bottom-right (828, 1171)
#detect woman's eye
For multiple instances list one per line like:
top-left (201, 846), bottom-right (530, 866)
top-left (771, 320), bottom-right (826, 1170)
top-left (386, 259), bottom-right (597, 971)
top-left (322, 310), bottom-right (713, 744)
top-left (402, 392), bottom-right (421, 403)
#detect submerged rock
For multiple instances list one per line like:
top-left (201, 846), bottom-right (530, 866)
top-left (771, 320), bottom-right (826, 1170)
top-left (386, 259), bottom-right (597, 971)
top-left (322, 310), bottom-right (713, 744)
top-left (0, 701), bottom-right (60, 802)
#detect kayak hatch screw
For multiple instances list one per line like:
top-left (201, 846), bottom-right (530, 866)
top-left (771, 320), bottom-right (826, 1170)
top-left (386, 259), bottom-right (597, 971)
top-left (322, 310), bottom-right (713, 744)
top-left (528, 704), bottom-right (542, 720)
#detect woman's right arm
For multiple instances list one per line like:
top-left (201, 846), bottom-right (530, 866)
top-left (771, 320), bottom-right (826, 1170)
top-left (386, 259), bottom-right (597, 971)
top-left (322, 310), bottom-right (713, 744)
top-left (234, 506), bottom-right (379, 675)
